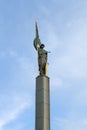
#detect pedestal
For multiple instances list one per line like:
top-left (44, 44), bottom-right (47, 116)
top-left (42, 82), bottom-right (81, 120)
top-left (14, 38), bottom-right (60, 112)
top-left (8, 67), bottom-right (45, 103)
top-left (35, 75), bottom-right (50, 130)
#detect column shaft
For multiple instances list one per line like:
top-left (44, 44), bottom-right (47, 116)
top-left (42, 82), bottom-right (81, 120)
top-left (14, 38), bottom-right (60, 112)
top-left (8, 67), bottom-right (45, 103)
top-left (35, 76), bottom-right (50, 130)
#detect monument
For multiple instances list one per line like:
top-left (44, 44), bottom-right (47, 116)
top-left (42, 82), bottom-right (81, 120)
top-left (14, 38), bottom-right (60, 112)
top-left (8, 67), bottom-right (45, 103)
top-left (33, 22), bottom-right (50, 130)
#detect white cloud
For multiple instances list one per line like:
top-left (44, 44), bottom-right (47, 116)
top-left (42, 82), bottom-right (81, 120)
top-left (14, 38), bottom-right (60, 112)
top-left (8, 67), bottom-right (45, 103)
top-left (53, 118), bottom-right (87, 130)
top-left (45, 17), bottom-right (87, 80)
top-left (0, 50), bottom-right (34, 130)
top-left (0, 94), bottom-right (31, 130)
top-left (50, 76), bottom-right (63, 91)
top-left (74, 86), bottom-right (87, 105)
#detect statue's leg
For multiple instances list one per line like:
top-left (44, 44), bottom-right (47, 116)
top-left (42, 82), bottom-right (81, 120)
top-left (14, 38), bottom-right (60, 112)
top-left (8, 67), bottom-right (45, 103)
top-left (39, 63), bottom-right (46, 75)
top-left (39, 64), bottom-right (43, 75)
top-left (44, 63), bottom-right (46, 75)
top-left (42, 63), bottom-right (46, 75)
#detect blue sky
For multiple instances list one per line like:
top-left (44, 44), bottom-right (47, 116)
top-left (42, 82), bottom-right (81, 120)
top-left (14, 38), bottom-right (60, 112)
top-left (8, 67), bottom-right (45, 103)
top-left (0, 0), bottom-right (87, 130)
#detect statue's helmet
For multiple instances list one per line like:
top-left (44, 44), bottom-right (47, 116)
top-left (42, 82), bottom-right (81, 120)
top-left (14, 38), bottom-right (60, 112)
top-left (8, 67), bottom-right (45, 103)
top-left (40, 44), bottom-right (45, 48)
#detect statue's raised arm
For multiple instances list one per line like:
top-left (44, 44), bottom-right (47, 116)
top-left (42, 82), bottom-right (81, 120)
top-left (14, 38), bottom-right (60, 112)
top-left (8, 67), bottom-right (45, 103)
top-left (33, 22), bottom-right (49, 76)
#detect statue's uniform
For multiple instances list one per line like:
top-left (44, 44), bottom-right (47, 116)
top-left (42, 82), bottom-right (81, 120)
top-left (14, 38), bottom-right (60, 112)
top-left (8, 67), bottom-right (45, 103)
top-left (38, 48), bottom-right (47, 75)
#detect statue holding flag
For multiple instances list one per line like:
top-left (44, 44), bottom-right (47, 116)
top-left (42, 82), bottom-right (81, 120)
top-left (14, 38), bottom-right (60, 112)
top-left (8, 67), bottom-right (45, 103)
top-left (33, 22), bottom-right (49, 75)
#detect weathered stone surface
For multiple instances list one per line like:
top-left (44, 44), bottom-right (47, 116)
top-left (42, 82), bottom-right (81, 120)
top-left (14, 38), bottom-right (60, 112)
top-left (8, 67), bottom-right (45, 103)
top-left (35, 76), bottom-right (50, 130)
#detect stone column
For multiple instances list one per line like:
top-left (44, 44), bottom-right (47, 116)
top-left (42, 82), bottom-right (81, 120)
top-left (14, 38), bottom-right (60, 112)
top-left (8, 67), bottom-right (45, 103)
top-left (35, 75), bottom-right (50, 130)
